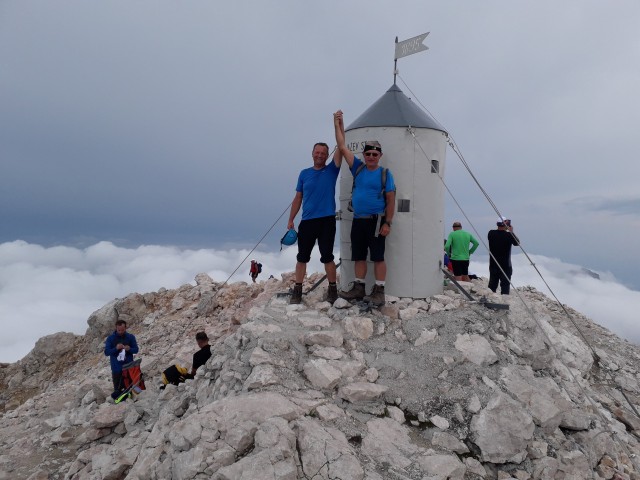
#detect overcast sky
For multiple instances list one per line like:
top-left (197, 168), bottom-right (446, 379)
top-left (1, 1), bottom-right (639, 361)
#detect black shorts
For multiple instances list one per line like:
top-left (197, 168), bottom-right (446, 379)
top-left (351, 217), bottom-right (386, 262)
top-left (450, 259), bottom-right (469, 276)
top-left (297, 216), bottom-right (336, 264)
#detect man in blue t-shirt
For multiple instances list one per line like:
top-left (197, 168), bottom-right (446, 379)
top-left (334, 110), bottom-right (396, 306)
top-left (287, 138), bottom-right (342, 304)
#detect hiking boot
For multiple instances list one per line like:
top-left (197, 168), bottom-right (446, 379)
top-left (289, 284), bottom-right (303, 304)
top-left (325, 284), bottom-right (338, 304)
top-left (364, 284), bottom-right (386, 306)
top-left (339, 281), bottom-right (365, 301)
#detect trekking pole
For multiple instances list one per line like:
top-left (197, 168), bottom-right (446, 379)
top-left (304, 260), bottom-right (342, 295)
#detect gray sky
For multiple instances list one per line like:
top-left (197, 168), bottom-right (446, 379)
top-left (2, 1), bottom-right (640, 289)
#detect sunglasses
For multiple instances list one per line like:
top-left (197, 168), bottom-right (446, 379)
top-left (364, 152), bottom-right (380, 157)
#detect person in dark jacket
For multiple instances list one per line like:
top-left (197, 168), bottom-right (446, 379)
top-left (104, 320), bottom-right (139, 392)
top-left (189, 331), bottom-right (212, 376)
top-left (488, 217), bottom-right (520, 295)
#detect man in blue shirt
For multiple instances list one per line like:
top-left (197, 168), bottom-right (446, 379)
top-left (334, 110), bottom-right (396, 306)
top-left (287, 136), bottom-right (342, 304)
top-left (104, 320), bottom-right (139, 393)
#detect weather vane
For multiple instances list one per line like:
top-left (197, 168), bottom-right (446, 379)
top-left (394, 32), bottom-right (430, 84)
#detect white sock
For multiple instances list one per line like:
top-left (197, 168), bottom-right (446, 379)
top-left (375, 281), bottom-right (385, 286)
top-left (355, 278), bottom-right (365, 284)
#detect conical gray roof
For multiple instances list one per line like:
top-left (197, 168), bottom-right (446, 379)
top-left (346, 83), bottom-right (447, 133)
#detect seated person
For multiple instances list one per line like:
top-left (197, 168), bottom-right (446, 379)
top-left (161, 331), bottom-right (212, 386)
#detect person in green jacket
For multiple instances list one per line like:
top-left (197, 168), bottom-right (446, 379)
top-left (444, 221), bottom-right (479, 282)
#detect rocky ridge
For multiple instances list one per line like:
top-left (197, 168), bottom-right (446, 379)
top-left (1, 272), bottom-right (640, 479)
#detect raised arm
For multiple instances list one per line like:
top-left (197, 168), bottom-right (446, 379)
top-left (332, 143), bottom-right (343, 168)
top-left (287, 191), bottom-right (303, 230)
top-left (334, 110), bottom-right (354, 168)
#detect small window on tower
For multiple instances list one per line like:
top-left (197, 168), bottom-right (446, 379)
top-left (397, 199), bottom-right (410, 212)
top-left (431, 159), bottom-right (439, 174)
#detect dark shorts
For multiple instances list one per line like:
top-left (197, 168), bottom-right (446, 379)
top-left (351, 217), bottom-right (386, 262)
top-left (297, 216), bottom-right (336, 264)
top-left (450, 259), bottom-right (469, 276)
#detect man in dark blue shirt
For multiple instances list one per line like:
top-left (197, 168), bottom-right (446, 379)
top-left (104, 320), bottom-right (139, 392)
top-left (287, 133), bottom-right (343, 305)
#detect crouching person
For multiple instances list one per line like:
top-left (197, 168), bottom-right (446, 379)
top-left (161, 331), bottom-right (211, 387)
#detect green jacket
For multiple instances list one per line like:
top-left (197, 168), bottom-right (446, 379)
top-left (445, 229), bottom-right (479, 261)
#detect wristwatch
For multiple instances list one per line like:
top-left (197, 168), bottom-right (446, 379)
top-left (384, 221), bottom-right (392, 226)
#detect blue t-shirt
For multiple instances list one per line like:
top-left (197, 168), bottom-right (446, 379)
top-left (296, 161), bottom-right (340, 221)
top-left (350, 157), bottom-right (396, 217)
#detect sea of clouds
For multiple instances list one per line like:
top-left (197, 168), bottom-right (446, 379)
top-left (1, 240), bottom-right (638, 363)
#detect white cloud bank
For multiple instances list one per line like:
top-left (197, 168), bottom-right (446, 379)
top-left (1, 241), bottom-right (638, 363)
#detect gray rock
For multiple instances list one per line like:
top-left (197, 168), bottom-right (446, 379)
top-left (243, 364), bottom-right (279, 390)
top-left (415, 328), bottom-right (438, 346)
top-left (432, 431), bottom-right (469, 454)
top-left (501, 365), bottom-right (573, 430)
top-left (415, 454), bottom-right (466, 480)
top-left (343, 316), bottom-right (374, 340)
top-left (311, 346), bottom-right (344, 360)
top-left (361, 418), bottom-right (418, 470)
top-left (455, 333), bottom-right (498, 366)
top-left (430, 415), bottom-right (450, 430)
top-left (295, 417), bottom-right (364, 480)
top-left (304, 330), bottom-right (344, 347)
top-left (92, 403), bottom-right (127, 429)
top-left (386, 406), bottom-right (406, 423)
top-left (339, 382), bottom-right (388, 403)
top-left (303, 359), bottom-right (342, 390)
top-left (471, 393), bottom-right (535, 463)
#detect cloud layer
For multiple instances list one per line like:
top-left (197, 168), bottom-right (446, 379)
top-left (1, 240), bottom-right (638, 363)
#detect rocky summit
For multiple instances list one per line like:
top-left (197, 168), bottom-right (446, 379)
top-left (1, 272), bottom-right (640, 480)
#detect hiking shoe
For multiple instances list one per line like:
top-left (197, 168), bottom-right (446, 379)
top-left (289, 284), bottom-right (303, 304)
top-left (364, 284), bottom-right (386, 306)
top-left (325, 284), bottom-right (338, 304)
top-left (339, 281), bottom-right (365, 301)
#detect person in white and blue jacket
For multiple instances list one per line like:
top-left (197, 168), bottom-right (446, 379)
top-left (104, 319), bottom-right (139, 392)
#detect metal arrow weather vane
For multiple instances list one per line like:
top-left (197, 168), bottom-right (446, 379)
top-left (394, 32), bottom-right (430, 83)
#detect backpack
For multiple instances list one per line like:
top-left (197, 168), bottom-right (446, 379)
top-left (257, 263), bottom-right (262, 273)
top-left (348, 164), bottom-right (389, 213)
top-left (162, 364), bottom-right (189, 386)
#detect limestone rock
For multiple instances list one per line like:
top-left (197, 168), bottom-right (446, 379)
top-left (362, 418), bottom-right (418, 470)
top-left (295, 417), bottom-right (364, 480)
top-left (415, 328), bottom-right (438, 346)
top-left (339, 382), bottom-right (388, 403)
top-left (303, 359), bottom-right (342, 390)
top-left (415, 454), bottom-right (466, 480)
top-left (471, 393), bottom-right (535, 463)
top-left (432, 431), bottom-right (469, 454)
top-left (455, 333), bottom-right (498, 366)
top-left (244, 364), bottom-right (279, 390)
top-left (304, 330), bottom-right (343, 347)
top-left (92, 402), bottom-right (127, 429)
top-left (343, 316), bottom-right (374, 340)
top-left (501, 365), bottom-right (573, 430)
top-left (386, 406), bottom-right (406, 423)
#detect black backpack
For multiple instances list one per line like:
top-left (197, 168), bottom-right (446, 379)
top-left (257, 263), bottom-right (262, 273)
